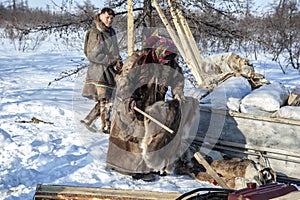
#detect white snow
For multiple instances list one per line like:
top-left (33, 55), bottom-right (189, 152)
top-left (0, 31), bottom-right (299, 200)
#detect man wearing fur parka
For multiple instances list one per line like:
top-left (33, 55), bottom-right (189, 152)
top-left (81, 8), bottom-right (122, 133)
top-left (106, 37), bottom-right (200, 181)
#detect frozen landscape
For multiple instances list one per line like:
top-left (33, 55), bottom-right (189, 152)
top-left (0, 29), bottom-right (299, 200)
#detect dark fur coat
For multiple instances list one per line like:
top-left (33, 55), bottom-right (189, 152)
top-left (82, 14), bottom-right (120, 101)
top-left (106, 53), bottom-right (200, 174)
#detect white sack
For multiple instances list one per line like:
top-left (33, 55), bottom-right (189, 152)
top-left (273, 106), bottom-right (300, 120)
top-left (240, 82), bottom-right (289, 113)
top-left (239, 105), bottom-right (274, 116)
top-left (199, 76), bottom-right (252, 111)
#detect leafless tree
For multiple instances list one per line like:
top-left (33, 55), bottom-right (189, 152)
top-left (1, 0), bottom-right (299, 74)
top-left (258, 0), bottom-right (300, 73)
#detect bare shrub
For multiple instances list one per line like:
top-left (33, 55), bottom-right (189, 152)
top-left (257, 0), bottom-right (300, 72)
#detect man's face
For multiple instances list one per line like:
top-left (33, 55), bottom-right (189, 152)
top-left (100, 12), bottom-right (114, 27)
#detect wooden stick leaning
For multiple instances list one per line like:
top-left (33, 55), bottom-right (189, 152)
top-left (152, 0), bottom-right (184, 57)
top-left (167, 0), bottom-right (204, 86)
top-left (167, 0), bottom-right (193, 68)
top-left (173, 0), bottom-right (206, 86)
top-left (153, 0), bottom-right (204, 86)
top-left (152, 0), bottom-right (204, 87)
top-left (133, 106), bottom-right (174, 134)
top-left (173, 0), bottom-right (204, 70)
top-left (194, 152), bottom-right (231, 189)
top-left (127, 0), bottom-right (134, 56)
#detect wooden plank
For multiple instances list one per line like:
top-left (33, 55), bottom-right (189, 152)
top-left (228, 110), bottom-right (300, 126)
top-left (199, 106), bottom-right (300, 127)
top-left (195, 137), bottom-right (300, 164)
top-left (194, 152), bottom-right (231, 189)
top-left (127, 0), bottom-right (134, 56)
top-left (34, 184), bottom-right (182, 200)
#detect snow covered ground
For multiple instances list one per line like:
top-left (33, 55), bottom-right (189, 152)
top-left (0, 32), bottom-right (299, 200)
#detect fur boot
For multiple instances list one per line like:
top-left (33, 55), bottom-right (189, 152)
top-left (81, 101), bottom-right (101, 126)
top-left (100, 100), bottom-right (112, 133)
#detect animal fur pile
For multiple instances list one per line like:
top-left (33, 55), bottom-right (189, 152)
top-left (195, 157), bottom-right (276, 189)
top-left (200, 52), bottom-right (269, 90)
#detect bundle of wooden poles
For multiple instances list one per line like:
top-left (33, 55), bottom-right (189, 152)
top-left (127, 0), bottom-right (205, 87)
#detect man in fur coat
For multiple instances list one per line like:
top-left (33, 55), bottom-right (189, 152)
top-left (106, 37), bottom-right (200, 181)
top-left (81, 8), bottom-right (122, 133)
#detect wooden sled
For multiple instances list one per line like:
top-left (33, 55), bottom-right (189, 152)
top-left (34, 184), bottom-right (183, 200)
top-left (195, 106), bottom-right (300, 182)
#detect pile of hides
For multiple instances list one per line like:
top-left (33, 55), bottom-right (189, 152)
top-left (199, 52), bottom-right (269, 90)
top-left (174, 147), bottom-right (276, 190)
top-left (194, 157), bottom-right (276, 190)
top-left (186, 52), bottom-right (300, 121)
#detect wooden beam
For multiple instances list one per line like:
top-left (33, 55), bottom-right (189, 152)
top-left (153, 0), bottom-right (204, 87)
top-left (128, 0), bottom-right (134, 56)
top-left (194, 152), bottom-right (231, 189)
top-left (199, 106), bottom-right (300, 126)
top-left (172, 0), bottom-right (205, 79)
top-left (34, 184), bottom-right (182, 200)
top-left (167, 0), bottom-right (204, 86)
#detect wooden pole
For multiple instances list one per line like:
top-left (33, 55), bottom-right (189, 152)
top-left (167, 0), bottom-right (204, 86)
top-left (173, 0), bottom-right (205, 86)
top-left (173, 0), bottom-right (204, 67)
top-left (133, 106), bottom-right (174, 134)
top-left (153, 0), bottom-right (204, 86)
top-left (194, 152), bottom-right (231, 189)
top-left (152, 0), bottom-right (184, 57)
top-left (128, 0), bottom-right (134, 56)
top-left (152, 0), bottom-right (201, 84)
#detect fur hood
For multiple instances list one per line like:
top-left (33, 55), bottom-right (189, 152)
top-left (94, 13), bottom-right (111, 33)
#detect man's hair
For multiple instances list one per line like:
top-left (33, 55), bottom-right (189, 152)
top-left (100, 7), bottom-right (115, 17)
